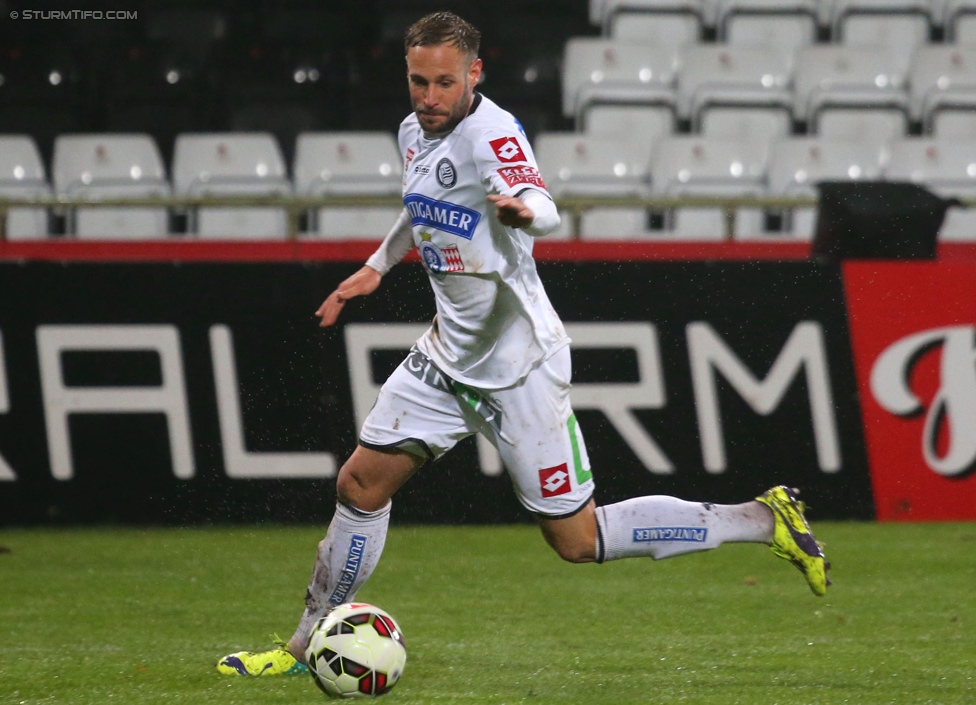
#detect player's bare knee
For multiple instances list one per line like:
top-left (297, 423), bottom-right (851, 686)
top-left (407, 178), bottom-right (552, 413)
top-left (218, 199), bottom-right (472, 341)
top-left (336, 466), bottom-right (373, 511)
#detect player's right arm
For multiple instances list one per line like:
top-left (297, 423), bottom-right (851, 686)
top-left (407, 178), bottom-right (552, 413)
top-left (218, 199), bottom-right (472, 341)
top-left (315, 208), bottom-right (414, 327)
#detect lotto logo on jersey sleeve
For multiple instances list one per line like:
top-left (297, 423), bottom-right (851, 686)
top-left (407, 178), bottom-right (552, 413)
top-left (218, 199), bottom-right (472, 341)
top-left (539, 463), bottom-right (571, 498)
top-left (489, 136), bottom-right (528, 163)
top-left (497, 165), bottom-right (546, 189)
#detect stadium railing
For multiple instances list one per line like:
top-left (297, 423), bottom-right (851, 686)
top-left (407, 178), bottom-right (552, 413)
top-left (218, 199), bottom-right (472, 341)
top-left (1, 193), bottom-right (974, 241)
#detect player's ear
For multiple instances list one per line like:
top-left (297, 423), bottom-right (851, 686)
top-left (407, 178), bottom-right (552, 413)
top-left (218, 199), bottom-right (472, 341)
top-left (468, 57), bottom-right (483, 85)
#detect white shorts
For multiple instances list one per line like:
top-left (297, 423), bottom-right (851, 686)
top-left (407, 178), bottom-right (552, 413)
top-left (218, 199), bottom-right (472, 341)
top-left (359, 345), bottom-right (594, 517)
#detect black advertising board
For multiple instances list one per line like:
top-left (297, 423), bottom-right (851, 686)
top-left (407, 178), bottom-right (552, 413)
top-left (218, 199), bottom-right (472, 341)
top-left (0, 261), bottom-right (874, 525)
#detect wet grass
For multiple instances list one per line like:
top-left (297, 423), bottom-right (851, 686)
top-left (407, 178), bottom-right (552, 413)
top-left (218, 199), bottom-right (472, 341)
top-left (1, 522), bottom-right (973, 704)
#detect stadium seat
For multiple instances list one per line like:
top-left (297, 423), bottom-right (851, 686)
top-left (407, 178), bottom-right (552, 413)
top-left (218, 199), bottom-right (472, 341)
top-left (293, 132), bottom-right (404, 239)
top-left (601, 0), bottom-right (707, 34)
top-left (933, 0), bottom-right (976, 37)
top-left (581, 105), bottom-right (674, 165)
top-left (52, 134), bottom-right (170, 239)
top-left (761, 136), bottom-right (884, 240)
top-left (676, 45), bottom-right (793, 126)
top-left (561, 38), bottom-right (678, 124)
top-left (700, 107), bottom-right (792, 139)
top-left (793, 46), bottom-right (910, 128)
top-left (717, 0), bottom-right (818, 54)
top-left (648, 135), bottom-right (768, 239)
top-left (607, 11), bottom-right (702, 49)
top-left (0, 135), bottom-right (50, 240)
top-left (931, 110), bottom-right (976, 137)
top-left (885, 137), bottom-right (976, 240)
top-left (534, 132), bottom-right (652, 239)
top-left (833, 0), bottom-right (933, 54)
top-left (945, 0), bottom-right (976, 41)
top-left (815, 109), bottom-right (908, 150)
top-left (172, 132), bottom-right (291, 239)
top-left (908, 46), bottom-right (976, 130)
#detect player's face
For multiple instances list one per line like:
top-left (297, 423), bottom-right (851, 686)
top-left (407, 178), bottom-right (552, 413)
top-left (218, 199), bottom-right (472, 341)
top-left (406, 43), bottom-right (482, 134)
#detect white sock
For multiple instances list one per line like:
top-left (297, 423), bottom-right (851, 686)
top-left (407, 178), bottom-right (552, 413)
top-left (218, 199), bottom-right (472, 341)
top-left (290, 501), bottom-right (391, 657)
top-left (595, 496), bottom-right (773, 562)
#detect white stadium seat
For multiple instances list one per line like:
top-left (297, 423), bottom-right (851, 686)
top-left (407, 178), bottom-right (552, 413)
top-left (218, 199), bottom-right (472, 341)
top-left (885, 137), bottom-right (976, 241)
top-left (649, 135), bottom-right (768, 239)
top-left (945, 0), bottom-right (976, 41)
top-left (833, 0), bottom-right (933, 54)
top-left (717, 0), bottom-right (818, 54)
top-left (815, 109), bottom-right (908, 150)
top-left (294, 132), bottom-right (403, 239)
top-left (534, 132), bottom-right (652, 239)
top-left (793, 46), bottom-right (910, 127)
top-left (601, 0), bottom-right (707, 33)
top-left (53, 134), bottom-right (170, 239)
top-left (931, 110), bottom-right (976, 138)
top-left (762, 136), bottom-right (884, 240)
top-left (581, 105), bottom-right (674, 163)
top-left (172, 132), bottom-right (291, 239)
top-left (0, 135), bottom-right (50, 240)
top-left (676, 45), bottom-right (793, 125)
top-left (608, 11), bottom-right (702, 49)
top-left (700, 106), bottom-right (792, 139)
top-left (908, 46), bottom-right (976, 130)
top-left (562, 38), bottom-right (678, 123)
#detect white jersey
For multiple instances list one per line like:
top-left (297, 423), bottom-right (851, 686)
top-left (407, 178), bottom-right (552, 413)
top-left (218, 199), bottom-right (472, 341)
top-left (397, 93), bottom-right (569, 390)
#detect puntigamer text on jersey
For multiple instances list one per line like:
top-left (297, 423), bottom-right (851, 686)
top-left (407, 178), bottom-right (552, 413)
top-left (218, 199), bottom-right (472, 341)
top-left (403, 193), bottom-right (481, 240)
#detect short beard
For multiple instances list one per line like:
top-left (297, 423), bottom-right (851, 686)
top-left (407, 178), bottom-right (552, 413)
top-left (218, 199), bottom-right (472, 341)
top-left (415, 84), bottom-right (473, 135)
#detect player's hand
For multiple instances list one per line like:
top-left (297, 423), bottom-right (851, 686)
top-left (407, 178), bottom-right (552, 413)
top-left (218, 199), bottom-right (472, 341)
top-left (315, 265), bottom-right (382, 327)
top-left (487, 193), bottom-right (534, 229)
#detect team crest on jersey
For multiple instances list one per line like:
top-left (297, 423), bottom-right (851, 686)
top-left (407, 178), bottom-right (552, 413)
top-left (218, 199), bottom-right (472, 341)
top-left (436, 158), bottom-right (457, 188)
top-left (489, 136), bottom-right (527, 163)
top-left (420, 238), bottom-right (464, 276)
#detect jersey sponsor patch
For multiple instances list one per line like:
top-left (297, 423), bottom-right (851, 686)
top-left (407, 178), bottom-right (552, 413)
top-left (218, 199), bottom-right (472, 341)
top-left (404, 193), bottom-right (481, 240)
top-left (326, 534), bottom-right (368, 606)
top-left (539, 463), bottom-right (571, 498)
top-left (497, 165), bottom-right (546, 189)
top-left (489, 136), bottom-right (528, 163)
top-left (632, 527), bottom-right (709, 543)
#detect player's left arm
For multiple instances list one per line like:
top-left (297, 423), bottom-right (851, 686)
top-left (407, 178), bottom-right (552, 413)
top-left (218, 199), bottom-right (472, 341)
top-left (487, 189), bottom-right (560, 236)
top-left (474, 131), bottom-right (561, 237)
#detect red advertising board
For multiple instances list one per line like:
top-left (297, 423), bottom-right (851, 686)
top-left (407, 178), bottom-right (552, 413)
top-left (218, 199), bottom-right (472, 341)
top-left (844, 262), bottom-right (976, 520)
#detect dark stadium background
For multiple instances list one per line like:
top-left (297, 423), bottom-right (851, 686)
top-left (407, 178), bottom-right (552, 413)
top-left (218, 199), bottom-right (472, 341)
top-left (0, 0), bottom-right (590, 167)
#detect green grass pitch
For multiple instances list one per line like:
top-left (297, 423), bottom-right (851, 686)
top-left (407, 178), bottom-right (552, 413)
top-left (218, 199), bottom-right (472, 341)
top-left (1, 522), bottom-right (973, 704)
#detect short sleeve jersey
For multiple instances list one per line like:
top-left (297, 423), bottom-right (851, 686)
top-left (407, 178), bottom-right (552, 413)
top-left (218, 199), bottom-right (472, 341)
top-left (398, 93), bottom-right (569, 390)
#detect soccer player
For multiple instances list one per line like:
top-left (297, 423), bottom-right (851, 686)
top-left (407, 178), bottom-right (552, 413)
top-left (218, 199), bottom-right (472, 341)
top-left (217, 11), bottom-right (829, 677)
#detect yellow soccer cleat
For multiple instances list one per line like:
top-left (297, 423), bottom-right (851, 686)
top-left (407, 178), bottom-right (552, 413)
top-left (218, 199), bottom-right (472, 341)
top-left (216, 635), bottom-right (308, 676)
top-left (756, 486), bottom-right (831, 597)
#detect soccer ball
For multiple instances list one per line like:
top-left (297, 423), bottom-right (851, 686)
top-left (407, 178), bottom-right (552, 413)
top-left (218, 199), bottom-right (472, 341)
top-left (305, 602), bottom-right (407, 698)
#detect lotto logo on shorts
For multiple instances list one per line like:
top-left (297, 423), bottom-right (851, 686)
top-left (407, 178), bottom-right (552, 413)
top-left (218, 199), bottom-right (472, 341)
top-left (539, 463), bottom-right (571, 497)
top-left (497, 166), bottom-right (546, 189)
top-left (489, 136), bottom-right (527, 163)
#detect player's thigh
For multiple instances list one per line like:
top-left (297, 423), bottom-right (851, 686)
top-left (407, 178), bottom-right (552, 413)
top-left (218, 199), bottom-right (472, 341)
top-left (492, 346), bottom-right (595, 518)
top-left (359, 348), bottom-right (475, 464)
